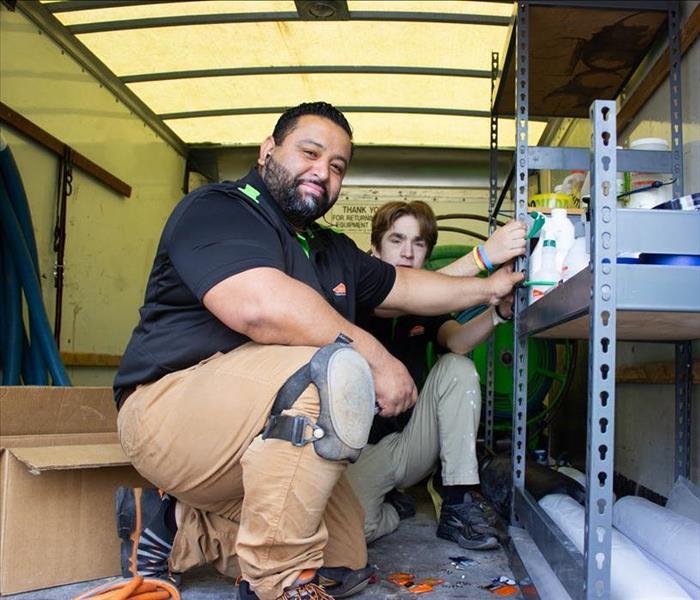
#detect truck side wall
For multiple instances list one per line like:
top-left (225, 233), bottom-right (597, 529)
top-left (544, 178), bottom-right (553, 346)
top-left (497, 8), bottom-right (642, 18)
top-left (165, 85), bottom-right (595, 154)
top-left (0, 5), bottom-right (185, 386)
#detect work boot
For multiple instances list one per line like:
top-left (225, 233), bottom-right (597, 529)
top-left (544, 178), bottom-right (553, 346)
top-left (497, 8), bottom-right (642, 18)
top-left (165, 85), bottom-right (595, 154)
top-left (385, 488), bottom-right (416, 520)
top-left (238, 565), bottom-right (377, 600)
top-left (239, 580), bottom-right (334, 600)
top-left (115, 486), bottom-right (181, 585)
top-left (436, 493), bottom-right (500, 551)
top-left (318, 565), bottom-right (378, 597)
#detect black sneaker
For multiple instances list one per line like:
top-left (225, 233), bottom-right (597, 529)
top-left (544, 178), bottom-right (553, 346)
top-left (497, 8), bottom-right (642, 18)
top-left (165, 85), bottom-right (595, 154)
top-left (238, 566), bottom-right (376, 600)
top-left (436, 493), bottom-right (499, 551)
top-left (385, 488), bottom-right (416, 520)
top-left (115, 486), bottom-right (181, 585)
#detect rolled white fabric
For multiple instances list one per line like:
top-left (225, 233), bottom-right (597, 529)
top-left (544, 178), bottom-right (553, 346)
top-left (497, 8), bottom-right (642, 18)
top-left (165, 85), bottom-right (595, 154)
top-left (640, 546), bottom-right (700, 600)
top-left (539, 494), bottom-right (690, 600)
top-left (614, 495), bottom-right (700, 588)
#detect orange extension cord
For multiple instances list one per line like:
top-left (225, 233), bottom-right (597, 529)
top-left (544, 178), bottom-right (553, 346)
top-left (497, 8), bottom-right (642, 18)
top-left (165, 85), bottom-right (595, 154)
top-left (73, 575), bottom-right (180, 600)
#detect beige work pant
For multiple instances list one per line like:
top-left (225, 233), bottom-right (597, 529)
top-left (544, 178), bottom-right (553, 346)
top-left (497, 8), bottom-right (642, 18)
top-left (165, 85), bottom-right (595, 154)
top-left (345, 353), bottom-right (481, 543)
top-left (117, 343), bottom-right (367, 600)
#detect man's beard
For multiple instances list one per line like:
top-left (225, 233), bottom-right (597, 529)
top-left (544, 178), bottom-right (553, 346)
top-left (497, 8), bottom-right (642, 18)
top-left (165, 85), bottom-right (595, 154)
top-left (262, 155), bottom-right (333, 229)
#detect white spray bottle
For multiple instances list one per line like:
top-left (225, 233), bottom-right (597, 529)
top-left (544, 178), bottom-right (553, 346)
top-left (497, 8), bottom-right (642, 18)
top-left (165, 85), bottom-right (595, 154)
top-left (529, 239), bottom-right (560, 304)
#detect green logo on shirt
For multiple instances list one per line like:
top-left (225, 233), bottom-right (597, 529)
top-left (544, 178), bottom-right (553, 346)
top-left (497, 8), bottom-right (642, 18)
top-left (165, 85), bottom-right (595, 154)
top-left (238, 184), bottom-right (260, 203)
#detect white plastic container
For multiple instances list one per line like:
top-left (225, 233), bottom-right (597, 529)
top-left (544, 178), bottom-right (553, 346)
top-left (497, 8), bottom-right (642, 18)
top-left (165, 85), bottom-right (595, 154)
top-left (548, 208), bottom-right (575, 273)
top-left (628, 138), bottom-right (673, 209)
top-left (529, 239), bottom-right (560, 304)
top-left (562, 237), bottom-right (589, 282)
top-left (529, 209), bottom-right (575, 275)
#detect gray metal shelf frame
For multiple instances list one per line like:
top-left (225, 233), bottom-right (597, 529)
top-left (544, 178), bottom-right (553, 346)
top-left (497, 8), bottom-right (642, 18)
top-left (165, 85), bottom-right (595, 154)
top-left (485, 2), bottom-right (694, 599)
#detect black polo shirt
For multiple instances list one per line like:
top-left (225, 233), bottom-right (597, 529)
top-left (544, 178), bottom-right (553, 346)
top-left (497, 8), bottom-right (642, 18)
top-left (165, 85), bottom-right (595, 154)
top-left (362, 312), bottom-right (452, 443)
top-left (114, 168), bottom-right (396, 405)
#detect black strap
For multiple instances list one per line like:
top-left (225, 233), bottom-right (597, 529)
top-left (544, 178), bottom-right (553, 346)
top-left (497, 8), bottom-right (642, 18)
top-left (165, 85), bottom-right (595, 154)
top-left (269, 363), bottom-right (311, 416)
top-left (262, 414), bottom-right (315, 446)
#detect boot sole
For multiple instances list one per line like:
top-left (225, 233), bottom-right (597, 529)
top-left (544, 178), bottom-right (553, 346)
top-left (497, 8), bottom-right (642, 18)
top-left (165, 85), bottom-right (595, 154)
top-left (319, 566), bottom-right (376, 599)
top-left (436, 526), bottom-right (499, 551)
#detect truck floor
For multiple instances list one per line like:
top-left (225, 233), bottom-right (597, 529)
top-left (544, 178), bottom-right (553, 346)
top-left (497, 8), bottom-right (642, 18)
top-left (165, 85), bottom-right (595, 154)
top-left (8, 490), bottom-right (523, 600)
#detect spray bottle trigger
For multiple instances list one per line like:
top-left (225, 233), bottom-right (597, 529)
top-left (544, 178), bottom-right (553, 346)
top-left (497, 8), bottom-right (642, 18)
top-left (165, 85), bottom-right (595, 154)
top-left (526, 211), bottom-right (546, 240)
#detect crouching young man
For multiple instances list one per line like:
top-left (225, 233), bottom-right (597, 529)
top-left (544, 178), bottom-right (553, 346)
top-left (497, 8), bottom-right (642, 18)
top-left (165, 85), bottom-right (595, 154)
top-left (346, 201), bottom-right (526, 550)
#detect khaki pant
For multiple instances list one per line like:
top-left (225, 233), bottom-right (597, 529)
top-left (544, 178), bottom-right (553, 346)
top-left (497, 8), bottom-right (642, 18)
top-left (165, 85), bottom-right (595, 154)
top-left (345, 353), bottom-right (481, 542)
top-left (117, 343), bottom-right (367, 600)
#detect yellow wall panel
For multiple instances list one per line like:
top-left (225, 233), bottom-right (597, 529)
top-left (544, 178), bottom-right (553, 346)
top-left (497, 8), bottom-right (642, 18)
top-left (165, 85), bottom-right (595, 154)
top-left (1, 6), bottom-right (185, 385)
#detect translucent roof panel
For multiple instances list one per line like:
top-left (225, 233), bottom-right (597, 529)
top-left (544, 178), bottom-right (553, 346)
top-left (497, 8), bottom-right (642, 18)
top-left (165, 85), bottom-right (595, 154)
top-left (76, 21), bottom-right (506, 75)
top-left (40, 1), bottom-right (546, 149)
top-left (128, 74), bottom-right (492, 115)
top-left (46, 2), bottom-right (297, 26)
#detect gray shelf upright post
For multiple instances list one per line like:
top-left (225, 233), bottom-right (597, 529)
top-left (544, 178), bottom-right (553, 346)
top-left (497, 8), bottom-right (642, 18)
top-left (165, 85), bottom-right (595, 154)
top-left (586, 100), bottom-right (617, 600)
top-left (511, 0), bottom-right (530, 525)
top-left (675, 342), bottom-right (692, 480)
top-left (668, 1), bottom-right (691, 481)
top-left (486, 50), bottom-right (500, 453)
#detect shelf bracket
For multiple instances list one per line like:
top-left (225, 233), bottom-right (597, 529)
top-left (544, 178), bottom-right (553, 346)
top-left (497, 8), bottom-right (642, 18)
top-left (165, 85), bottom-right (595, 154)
top-left (511, 0), bottom-right (530, 527)
top-left (585, 99), bottom-right (617, 600)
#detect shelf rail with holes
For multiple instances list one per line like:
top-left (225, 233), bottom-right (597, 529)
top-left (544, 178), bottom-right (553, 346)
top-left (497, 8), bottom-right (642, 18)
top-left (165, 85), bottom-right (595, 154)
top-left (486, 2), bottom-right (696, 599)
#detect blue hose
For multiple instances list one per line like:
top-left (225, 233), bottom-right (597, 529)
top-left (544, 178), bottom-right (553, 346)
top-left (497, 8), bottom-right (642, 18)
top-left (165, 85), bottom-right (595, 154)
top-left (0, 180), bottom-right (70, 385)
top-left (0, 142), bottom-right (41, 275)
top-left (0, 141), bottom-right (48, 383)
top-left (1, 238), bottom-right (22, 384)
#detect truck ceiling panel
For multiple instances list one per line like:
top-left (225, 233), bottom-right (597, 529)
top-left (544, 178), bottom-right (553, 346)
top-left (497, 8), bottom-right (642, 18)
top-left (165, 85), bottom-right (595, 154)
top-left (127, 73), bottom-right (493, 115)
top-left (38, 1), bottom-right (533, 148)
top-left (73, 22), bottom-right (507, 75)
top-left (46, 1), bottom-right (512, 24)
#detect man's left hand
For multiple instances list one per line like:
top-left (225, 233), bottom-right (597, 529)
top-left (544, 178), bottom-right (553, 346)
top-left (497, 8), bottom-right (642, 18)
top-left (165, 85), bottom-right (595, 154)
top-left (483, 220), bottom-right (527, 267)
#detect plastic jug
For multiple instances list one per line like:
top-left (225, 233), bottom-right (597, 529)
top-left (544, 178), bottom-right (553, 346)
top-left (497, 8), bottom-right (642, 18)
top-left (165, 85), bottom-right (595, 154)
top-left (529, 239), bottom-right (560, 304)
top-left (628, 138), bottom-right (673, 209)
top-left (529, 208), bottom-right (575, 276)
top-left (562, 237), bottom-right (590, 282)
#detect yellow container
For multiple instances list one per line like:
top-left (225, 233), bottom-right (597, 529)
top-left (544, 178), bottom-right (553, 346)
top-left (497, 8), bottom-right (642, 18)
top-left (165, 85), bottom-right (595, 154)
top-left (528, 192), bottom-right (578, 209)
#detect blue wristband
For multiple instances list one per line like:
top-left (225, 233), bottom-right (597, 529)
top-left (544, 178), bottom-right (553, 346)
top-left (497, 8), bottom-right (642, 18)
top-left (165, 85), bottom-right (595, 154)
top-left (478, 245), bottom-right (495, 271)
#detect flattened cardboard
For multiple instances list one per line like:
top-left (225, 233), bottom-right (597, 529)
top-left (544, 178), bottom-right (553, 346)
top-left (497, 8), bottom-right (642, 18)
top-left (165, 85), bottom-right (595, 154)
top-left (8, 443), bottom-right (130, 472)
top-left (0, 386), bottom-right (148, 595)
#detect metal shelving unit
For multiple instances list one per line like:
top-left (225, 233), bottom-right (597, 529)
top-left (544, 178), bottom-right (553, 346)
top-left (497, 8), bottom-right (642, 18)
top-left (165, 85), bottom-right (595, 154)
top-left (486, 2), bottom-right (698, 599)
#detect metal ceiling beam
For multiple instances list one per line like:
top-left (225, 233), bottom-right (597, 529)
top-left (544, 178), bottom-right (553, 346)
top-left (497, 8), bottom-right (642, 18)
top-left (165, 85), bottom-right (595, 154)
top-left (121, 65), bottom-right (491, 84)
top-left (46, 0), bottom-right (189, 11)
top-left (159, 106), bottom-right (492, 121)
top-left (16, 0), bottom-right (187, 157)
top-left (67, 11), bottom-right (510, 34)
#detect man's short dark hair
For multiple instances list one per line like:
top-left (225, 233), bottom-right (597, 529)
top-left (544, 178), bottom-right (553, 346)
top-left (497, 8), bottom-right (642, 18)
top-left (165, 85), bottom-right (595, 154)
top-left (272, 102), bottom-right (353, 145)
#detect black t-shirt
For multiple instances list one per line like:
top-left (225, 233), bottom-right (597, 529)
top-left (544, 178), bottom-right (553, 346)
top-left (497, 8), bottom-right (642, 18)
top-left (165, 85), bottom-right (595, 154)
top-left (114, 168), bottom-right (396, 404)
top-left (361, 312), bottom-right (452, 443)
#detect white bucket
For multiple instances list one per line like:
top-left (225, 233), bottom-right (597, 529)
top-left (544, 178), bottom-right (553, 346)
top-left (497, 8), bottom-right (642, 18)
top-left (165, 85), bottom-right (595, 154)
top-left (628, 138), bottom-right (672, 209)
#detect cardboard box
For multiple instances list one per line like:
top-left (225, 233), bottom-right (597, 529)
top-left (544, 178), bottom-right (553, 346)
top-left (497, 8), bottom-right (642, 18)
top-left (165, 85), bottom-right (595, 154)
top-left (0, 386), bottom-right (148, 595)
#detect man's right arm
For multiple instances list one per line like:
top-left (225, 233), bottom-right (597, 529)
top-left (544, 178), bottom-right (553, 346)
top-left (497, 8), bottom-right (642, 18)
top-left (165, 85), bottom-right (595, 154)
top-left (203, 266), bottom-right (417, 417)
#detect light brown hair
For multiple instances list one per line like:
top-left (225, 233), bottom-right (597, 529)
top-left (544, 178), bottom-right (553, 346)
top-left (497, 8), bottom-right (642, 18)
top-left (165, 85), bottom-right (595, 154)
top-left (370, 201), bottom-right (438, 256)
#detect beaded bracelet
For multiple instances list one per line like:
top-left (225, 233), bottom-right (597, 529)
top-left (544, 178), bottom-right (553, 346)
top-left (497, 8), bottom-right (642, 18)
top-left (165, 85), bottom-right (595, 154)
top-left (477, 245), bottom-right (495, 271)
top-left (472, 246), bottom-right (486, 272)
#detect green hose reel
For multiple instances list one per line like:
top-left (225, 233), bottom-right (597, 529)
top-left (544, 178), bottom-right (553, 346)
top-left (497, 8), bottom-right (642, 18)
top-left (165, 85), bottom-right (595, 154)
top-left (425, 244), bottom-right (572, 430)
